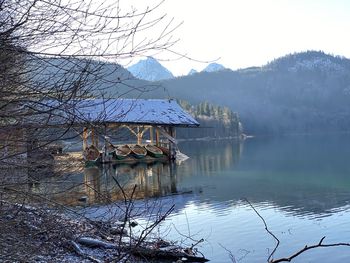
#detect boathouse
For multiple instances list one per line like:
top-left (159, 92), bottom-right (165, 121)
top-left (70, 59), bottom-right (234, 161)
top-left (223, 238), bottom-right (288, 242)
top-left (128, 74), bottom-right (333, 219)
top-left (69, 98), bottom-right (199, 162)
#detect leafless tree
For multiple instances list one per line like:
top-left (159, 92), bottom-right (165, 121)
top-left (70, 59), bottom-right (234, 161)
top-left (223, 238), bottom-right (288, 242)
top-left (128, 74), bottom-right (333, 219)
top-left (0, 1), bottom-right (199, 262)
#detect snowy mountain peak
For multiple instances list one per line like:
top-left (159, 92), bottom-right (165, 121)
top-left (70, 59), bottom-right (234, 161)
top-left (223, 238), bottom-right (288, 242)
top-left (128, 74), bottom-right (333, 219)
top-left (127, 57), bottom-right (174, 81)
top-left (202, 63), bottom-right (226, 72)
top-left (188, 69), bottom-right (198, 75)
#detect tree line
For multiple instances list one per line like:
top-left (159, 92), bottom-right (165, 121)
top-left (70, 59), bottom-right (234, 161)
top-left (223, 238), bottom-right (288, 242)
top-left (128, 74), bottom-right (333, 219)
top-left (177, 100), bottom-right (242, 139)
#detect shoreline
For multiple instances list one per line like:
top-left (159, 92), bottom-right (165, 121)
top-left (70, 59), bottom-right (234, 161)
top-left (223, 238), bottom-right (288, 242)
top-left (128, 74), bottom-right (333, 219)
top-left (0, 202), bottom-right (208, 263)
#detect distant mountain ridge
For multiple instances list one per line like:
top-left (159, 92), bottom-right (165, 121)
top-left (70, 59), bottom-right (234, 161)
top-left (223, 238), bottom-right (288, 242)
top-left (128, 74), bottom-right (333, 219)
top-left (31, 57), bottom-right (155, 99)
top-left (202, 62), bottom-right (226, 72)
top-left (188, 69), bottom-right (198, 75)
top-left (34, 51), bottom-right (350, 135)
top-left (153, 51), bottom-right (350, 135)
top-left (265, 51), bottom-right (350, 72)
top-left (127, 57), bottom-right (174, 81)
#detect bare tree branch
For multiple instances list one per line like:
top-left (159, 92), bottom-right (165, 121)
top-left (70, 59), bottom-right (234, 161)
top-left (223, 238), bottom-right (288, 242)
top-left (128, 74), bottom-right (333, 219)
top-left (270, 236), bottom-right (350, 263)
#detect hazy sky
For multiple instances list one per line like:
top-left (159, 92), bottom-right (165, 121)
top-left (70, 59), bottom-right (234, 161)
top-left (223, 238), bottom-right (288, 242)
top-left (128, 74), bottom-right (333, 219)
top-left (128, 0), bottom-right (350, 76)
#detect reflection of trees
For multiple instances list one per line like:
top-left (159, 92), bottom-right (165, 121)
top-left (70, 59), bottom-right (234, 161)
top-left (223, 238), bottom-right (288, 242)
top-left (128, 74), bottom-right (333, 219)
top-left (231, 136), bottom-right (350, 217)
top-left (178, 140), bottom-right (242, 176)
top-left (115, 162), bottom-right (178, 199)
top-left (25, 161), bottom-right (182, 206)
top-left (183, 136), bottom-right (350, 217)
top-left (23, 136), bottom-right (350, 217)
top-left (84, 167), bottom-right (102, 204)
top-left (0, 143), bottom-right (241, 206)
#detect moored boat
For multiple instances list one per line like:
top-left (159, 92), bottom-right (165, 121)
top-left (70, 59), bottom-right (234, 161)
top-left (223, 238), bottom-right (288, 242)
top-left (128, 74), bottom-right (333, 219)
top-left (145, 144), bottom-right (163, 158)
top-left (130, 144), bottom-right (147, 159)
top-left (83, 145), bottom-right (101, 166)
top-left (157, 146), bottom-right (170, 157)
top-left (115, 145), bottom-right (131, 160)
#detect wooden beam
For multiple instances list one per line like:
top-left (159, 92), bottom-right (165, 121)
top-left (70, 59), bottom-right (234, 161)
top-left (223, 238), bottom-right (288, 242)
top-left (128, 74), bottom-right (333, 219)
top-left (150, 127), bottom-right (154, 144)
top-left (140, 127), bottom-right (150, 137)
top-left (136, 126), bottom-right (150, 145)
top-left (137, 126), bottom-right (141, 145)
top-left (137, 134), bottom-right (142, 145)
top-left (168, 127), bottom-right (176, 161)
top-left (155, 129), bottom-right (160, 146)
top-left (82, 127), bottom-right (88, 150)
top-left (91, 127), bottom-right (96, 147)
top-left (105, 123), bottom-right (121, 129)
top-left (95, 128), bottom-right (99, 149)
top-left (122, 125), bottom-right (137, 137)
top-left (155, 127), bottom-right (177, 144)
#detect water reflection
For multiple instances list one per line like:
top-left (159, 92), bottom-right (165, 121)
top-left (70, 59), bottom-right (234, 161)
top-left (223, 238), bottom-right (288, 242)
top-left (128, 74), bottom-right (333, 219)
top-left (111, 162), bottom-right (179, 199)
top-left (24, 139), bottom-right (242, 207)
top-left (20, 135), bottom-right (350, 263)
top-left (177, 136), bottom-right (350, 218)
top-left (25, 134), bottom-right (350, 218)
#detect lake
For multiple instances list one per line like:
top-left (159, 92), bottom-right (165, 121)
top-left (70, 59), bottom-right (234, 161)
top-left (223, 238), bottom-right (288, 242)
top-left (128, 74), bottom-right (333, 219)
top-left (163, 135), bottom-right (350, 262)
top-left (31, 134), bottom-right (350, 262)
top-left (159, 135), bottom-right (350, 262)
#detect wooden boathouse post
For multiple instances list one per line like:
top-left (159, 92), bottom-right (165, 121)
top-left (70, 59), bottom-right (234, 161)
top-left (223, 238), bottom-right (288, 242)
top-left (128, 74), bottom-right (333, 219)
top-left (91, 127), bottom-right (99, 148)
top-left (168, 126), bottom-right (176, 161)
top-left (91, 127), bottom-right (95, 147)
top-left (82, 127), bottom-right (88, 150)
top-left (149, 127), bottom-right (154, 144)
top-left (137, 126), bottom-right (141, 145)
top-left (155, 128), bottom-right (160, 147)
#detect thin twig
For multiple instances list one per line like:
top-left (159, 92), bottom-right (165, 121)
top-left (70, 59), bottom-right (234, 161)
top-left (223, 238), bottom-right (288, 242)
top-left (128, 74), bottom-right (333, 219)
top-left (244, 198), bottom-right (280, 262)
top-left (219, 243), bottom-right (236, 263)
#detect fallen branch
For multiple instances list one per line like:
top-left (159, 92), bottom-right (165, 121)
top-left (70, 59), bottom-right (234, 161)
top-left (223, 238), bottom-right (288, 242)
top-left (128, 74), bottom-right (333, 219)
top-left (75, 236), bottom-right (209, 262)
top-left (76, 237), bottom-right (117, 249)
top-left (69, 240), bottom-right (103, 263)
top-left (270, 236), bottom-right (350, 263)
top-left (130, 246), bottom-right (210, 262)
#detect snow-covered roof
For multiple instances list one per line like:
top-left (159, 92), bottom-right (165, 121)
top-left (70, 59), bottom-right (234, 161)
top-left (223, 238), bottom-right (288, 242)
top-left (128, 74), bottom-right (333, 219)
top-left (58, 99), bottom-right (199, 127)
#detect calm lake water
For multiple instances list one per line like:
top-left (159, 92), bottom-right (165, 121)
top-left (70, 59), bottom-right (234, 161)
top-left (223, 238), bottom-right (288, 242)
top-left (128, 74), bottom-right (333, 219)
top-left (161, 135), bottom-right (350, 263)
top-left (33, 134), bottom-right (350, 262)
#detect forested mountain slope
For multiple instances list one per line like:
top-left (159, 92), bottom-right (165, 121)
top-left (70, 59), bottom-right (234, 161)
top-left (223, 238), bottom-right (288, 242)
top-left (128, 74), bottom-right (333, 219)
top-left (158, 51), bottom-right (350, 134)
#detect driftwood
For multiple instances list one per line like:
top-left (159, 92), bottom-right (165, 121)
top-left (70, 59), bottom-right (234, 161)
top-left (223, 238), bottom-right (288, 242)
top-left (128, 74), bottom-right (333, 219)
top-left (69, 240), bottom-right (103, 263)
top-left (75, 236), bottom-right (209, 262)
top-left (130, 246), bottom-right (210, 262)
top-left (76, 237), bottom-right (117, 249)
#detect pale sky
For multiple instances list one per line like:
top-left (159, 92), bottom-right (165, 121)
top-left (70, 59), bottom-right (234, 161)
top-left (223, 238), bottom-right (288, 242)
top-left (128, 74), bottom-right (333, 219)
top-left (126, 0), bottom-right (350, 76)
